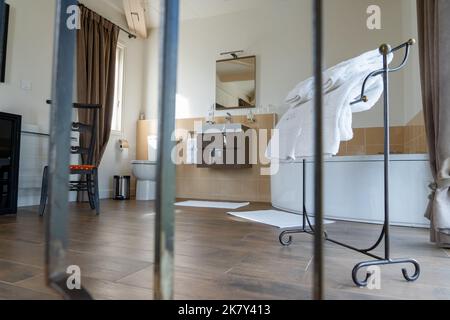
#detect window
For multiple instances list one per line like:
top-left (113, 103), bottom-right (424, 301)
top-left (112, 44), bottom-right (125, 132)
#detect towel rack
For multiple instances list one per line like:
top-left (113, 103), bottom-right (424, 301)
top-left (278, 39), bottom-right (421, 288)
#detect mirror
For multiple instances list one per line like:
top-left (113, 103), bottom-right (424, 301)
top-left (216, 56), bottom-right (256, 110)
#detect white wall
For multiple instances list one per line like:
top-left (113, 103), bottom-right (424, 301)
top-left (144, 0), bottom-right (313, 120)
top-left (324, 0), bottom-right (407, 128)
top-left (0, 0), bottom-right (55, 129)
top-left (0, 0), bottom-right (145, 206)
top-left (401, 0), bottom-right (423, 123)
top-left (144, 0), bottom-right (422, 128)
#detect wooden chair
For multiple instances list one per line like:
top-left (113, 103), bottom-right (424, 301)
top-left (39, 103), bottom-right (101, 216)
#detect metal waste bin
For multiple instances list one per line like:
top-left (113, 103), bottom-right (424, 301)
top-left (113, 176), bottom-right (131, 200)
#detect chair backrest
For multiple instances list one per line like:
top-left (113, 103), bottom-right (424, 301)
top-left (46, 100), bottom-right (101, 166)
top-left (72, 103), bottom-right (101, 165)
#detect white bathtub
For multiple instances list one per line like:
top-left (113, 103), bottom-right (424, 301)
top-left (271, 154), bottom-right (432, 228)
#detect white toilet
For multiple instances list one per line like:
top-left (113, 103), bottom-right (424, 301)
top-left (132, 136), bottom-right (158, 201)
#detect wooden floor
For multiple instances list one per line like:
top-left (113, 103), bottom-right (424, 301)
top-left (0, 200), bottom-right (449, 300)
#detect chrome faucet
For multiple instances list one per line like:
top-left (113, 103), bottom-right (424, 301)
top-left (225, 112), bottom-right (232, 124)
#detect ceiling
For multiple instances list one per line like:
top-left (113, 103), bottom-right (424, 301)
top-left (106, 0), bottom-right (274, 28)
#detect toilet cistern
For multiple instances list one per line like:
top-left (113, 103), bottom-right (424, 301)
top-left (131, 135), bottom-right (158, 201)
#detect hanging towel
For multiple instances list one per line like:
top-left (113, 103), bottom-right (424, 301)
top-left (267, 49), bottom-right (392, 160)
top-left (285, 49), bottom-right (391, 107)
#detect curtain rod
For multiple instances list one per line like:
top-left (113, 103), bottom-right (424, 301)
top-left (78, 3), bottom-right (137, 39)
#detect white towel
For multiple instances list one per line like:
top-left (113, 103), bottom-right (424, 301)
top-left (285, 49), bottom-right (392, 107)
top-left (294, 76), bottom-right (384, 157)
top-left (267, 49), bottom-right (391, 160)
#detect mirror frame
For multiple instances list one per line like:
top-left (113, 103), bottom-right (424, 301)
top-left (215, 55), bottom-right (256, 111)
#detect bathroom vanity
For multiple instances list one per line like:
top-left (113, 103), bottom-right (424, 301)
top-left (197, 123), bottom-right (252, 169)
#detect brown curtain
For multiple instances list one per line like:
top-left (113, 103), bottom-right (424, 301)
top-left (77, 5), bottom-right (120, 167)
top-left (417, 0), bottom-right (450, 248)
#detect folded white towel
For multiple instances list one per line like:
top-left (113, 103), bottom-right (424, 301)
top-left (267, 49), bottom-right (391, 160)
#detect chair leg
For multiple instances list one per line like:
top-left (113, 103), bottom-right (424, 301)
top-left (39, 166), bottom-right (49, 216)
top-left (86, 174), bottom-right (95, 210)
top-left (93, 168), bottom-right (100, 215)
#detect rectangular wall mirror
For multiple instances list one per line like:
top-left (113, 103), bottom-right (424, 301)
top-left (216, 56), bottom-right (256, 110)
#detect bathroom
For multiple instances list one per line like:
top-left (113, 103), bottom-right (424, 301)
top-left (0, 0), bottom-right (448, 301)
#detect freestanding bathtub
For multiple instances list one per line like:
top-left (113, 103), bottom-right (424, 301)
top-left (271, 154), bottom-right (432, 228)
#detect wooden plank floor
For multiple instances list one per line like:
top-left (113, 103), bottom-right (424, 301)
top-left (0, 200), bottom-right (448, 300)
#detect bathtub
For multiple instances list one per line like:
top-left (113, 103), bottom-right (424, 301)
top-left (271, 154), bottom-right (432, 228)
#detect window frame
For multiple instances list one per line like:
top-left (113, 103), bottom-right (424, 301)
top-left (111, 43), bottom-right (125, 134)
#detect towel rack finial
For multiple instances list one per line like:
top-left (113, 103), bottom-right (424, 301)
top-left (379, 44), bottom-right (392, 55)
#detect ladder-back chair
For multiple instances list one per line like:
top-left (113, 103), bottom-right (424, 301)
top-left (39, 102), bottom-right (101, 216)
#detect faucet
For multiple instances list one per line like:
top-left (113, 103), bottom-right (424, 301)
top-left (225, 112), bottom-right (232, 124)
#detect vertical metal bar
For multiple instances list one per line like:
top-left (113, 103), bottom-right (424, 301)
top-left (312, 0), bottom-right (324, 300)
top-left (302, 159), bottom-right (306, 229)
top-left (154, 0), bottom-right (180, 301)
top-left (46, 0), bottom-right (76, 283)
top-left (0, 0), bottom-right (4, 45)
top-left (46, 0), bottom-right (92, 299)
top-left (380, 46), bottom-right (391, 260)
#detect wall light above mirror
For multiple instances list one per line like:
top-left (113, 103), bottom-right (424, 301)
top-left (216, 56), bottom-right (256, 110)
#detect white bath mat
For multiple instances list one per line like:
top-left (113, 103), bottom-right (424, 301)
top-left (227, 210), bottom-right (335, 229)
top-left (175, 200), bottom-right (250, 210)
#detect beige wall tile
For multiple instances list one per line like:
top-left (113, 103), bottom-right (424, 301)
top-left (391, 144), bottom-right (404, 154)
top-left (258, 179), bottom-right (271, 203)
top-left (238, 179), bottom-right (260, 202)
top-left (346, 145), bottom-right (366, 155)
top-left (366, 127), bottom-right (384, 145)
top-left (348, 128), bottom-right (365, 146)
top-left (337, 142), bottom-right (347, 156)
top-left (366, 145), bottom-right (384, 155)
top-left (390, 127), bottom-right (404, 145)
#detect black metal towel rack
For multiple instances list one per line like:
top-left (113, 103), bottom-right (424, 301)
top-left (278, 39), bottom-right (421, 288)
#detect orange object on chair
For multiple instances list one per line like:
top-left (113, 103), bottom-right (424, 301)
top-left (70, 165), bottom-right (96, 171)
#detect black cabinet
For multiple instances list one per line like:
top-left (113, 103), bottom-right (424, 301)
top-left (0, 112), bottom-right (21, 215)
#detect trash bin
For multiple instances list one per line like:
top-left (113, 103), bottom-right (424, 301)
top-left (113, 176), bottom-right (131, 200)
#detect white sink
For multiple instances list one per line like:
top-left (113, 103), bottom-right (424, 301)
top-left (200, 123), bottom-right (247, 133)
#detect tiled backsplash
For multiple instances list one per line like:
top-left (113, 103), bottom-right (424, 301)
top-left (338, 111), bottom-right (428, 156)
top-left (403, 112), bottom-right (428, 154)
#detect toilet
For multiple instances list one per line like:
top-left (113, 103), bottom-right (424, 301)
top-left (132, 136), bottom-right (158, 201)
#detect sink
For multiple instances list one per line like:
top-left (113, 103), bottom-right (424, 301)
top-left (200, 123), bottom-right (248, 134)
